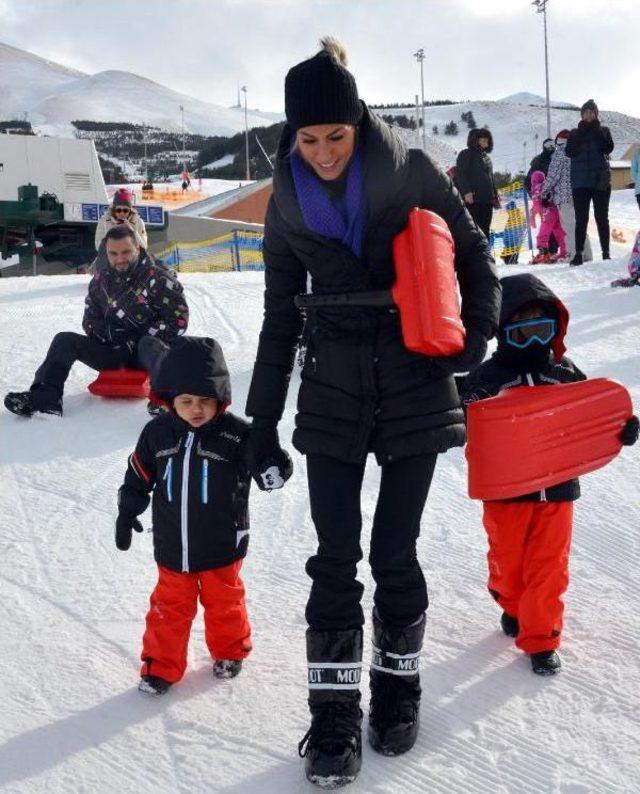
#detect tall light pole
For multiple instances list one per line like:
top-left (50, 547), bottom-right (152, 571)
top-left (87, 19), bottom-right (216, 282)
top-left (532, 0), bottom-right (551, 139)
top-left (179, 104), bottom-right (186, 170)
top-left (413, 48), bottom-right (426, 152)
top-left (241, 85), bottom-right (250, 180)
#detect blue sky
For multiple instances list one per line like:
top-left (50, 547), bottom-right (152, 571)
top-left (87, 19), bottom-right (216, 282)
top-left (1, 0), bottom-right (638, 117)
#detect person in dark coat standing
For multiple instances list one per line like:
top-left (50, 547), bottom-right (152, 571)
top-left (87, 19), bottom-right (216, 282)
top-left (565, 99), bottom-right (614, 265)
top-left (524, 138), bottom-right (555, 196)
top-left (4, 225), bottom-right (189, 417)
top-left (244, 37), bottom-right (500, 788)
top-left (455, 127), bottom-right (499, 238)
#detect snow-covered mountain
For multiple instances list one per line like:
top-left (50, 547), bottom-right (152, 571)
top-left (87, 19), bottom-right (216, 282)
top-left (0, 41), bottom-right (282, 137)
top-left (500, 92), bottom-right (577, 109)
top-left (384, 100), bottom-right (640, 174)
top-left (0, 41), bottom-right (86, 119)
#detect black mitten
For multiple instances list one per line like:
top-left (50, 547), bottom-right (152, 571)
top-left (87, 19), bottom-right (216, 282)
top-left (246, 425), bottom-right (293, 491)
top-left (435, 327), bottom-right (488, 376)
top-left (620, 416), bottom-right (639, 447)
top-left (115, 514), bottom-right (144, 551)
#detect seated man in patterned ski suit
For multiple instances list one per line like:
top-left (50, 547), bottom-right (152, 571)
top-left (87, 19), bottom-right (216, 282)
top-left (4, 225), bottom-right (189, 417)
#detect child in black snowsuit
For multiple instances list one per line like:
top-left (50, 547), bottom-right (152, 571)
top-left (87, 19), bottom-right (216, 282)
top-left (116, 336), bottom-right (253, 694)
top-left (462, 274), bottom-right (638, 675)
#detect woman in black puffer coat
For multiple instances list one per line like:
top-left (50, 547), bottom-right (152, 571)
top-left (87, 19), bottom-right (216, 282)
top-left (455, 127), bottom-right (499, 238)
top-left (245, 37), bottom-right (500, 787)
top-left (565, 99), bottom-right (614, 264)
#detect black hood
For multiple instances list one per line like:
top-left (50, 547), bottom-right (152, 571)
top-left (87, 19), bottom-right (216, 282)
top-left (467, 127), bottom-right (494, 153)
top-left (498, 274), bottom-right (569, 361)
top-left (152, 336), bottom-right (231, 404)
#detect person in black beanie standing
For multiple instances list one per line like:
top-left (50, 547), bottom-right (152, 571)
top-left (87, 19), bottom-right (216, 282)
top-left (455, 128), bottom-right (499, 238)
top-left (244, 37), bottom-right (500, 788)
top-left (565, 99), bottom-right (614, 265)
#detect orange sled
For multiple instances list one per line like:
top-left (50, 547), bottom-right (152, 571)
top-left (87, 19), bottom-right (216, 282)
top-left (88, 369), bottom-right (150, 399)
top-left (466, 378), bottom-right (632, 500)
top-left (294, 208), bottom-right (465, 357)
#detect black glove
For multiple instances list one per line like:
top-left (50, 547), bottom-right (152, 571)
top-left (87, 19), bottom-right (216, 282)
top-left (434, 327), bottom-right (489, 376)
top-left (115, 514), bottom-right (144, 551)
top-left (246, 425), bottom-right (293, 492)
top-left (620, 415), bottom-right (639, 446)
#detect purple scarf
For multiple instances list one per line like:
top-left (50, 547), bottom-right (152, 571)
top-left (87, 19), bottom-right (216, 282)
top-left (290, 146), bottom-right (365, 258)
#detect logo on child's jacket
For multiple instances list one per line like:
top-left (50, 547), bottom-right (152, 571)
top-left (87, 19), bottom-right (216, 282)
top-left (260, 465), bottom-right (285, 491)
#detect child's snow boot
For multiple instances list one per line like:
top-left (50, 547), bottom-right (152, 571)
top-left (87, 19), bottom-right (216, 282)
top-left (531, 249), bottom-right (551, 264)
top-left (213, 659), bottom-right (243, 679)
top-left (298, 628), bottom-right (363, 788)
top-left (368, 611), bottom-right (425, 756)
top-left (500, 612), bottom-right (519, 638)
top-left (138, 674), bottom-right (172, 695)
top-left (530, 650), bottom-right (561, 676)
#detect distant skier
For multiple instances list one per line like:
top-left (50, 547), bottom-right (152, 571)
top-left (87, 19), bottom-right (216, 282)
top-left (181, 169), bottom-right (191, 192)
top-left (4, 225), bottom-right (188, 418)
top-left (462, 273), bottom-right (639, 675)
top-left (455, 127), bottom-right (499, 238)
top-left (95, 188), bottom-right (147, 251)
top-left (116, 336), bottom-right (253, 695)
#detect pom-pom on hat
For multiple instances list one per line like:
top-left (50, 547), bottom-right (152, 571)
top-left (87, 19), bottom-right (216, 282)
top-left (285, 37), bottom-right (363, 131)
top-left (555, 129), bottom-right (571, 143)
top-left (112, 188), bottom-right (133, 207)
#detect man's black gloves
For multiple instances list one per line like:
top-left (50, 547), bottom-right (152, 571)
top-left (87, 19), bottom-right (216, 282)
top-left (435, 327), bottom-right (489, 376)
top-left (115, 514), bottom-right (144, 551)
top-left (620, 415), bottom-right (639, 447)
top-left (246, 424), bottom-right (293, 492)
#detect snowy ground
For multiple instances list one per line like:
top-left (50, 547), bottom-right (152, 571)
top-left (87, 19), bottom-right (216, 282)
top-left (1, 235), bottom-right (639, 792)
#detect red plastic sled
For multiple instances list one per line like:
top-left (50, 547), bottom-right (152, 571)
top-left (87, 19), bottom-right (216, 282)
top-left (466, 378), bottom-right (632, 500)
top-left (88, 369), bottom-right (150, 399)
top-left (392, 208), bottom-right (465, 357)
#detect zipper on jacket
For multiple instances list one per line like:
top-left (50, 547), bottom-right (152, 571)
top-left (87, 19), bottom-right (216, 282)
top-left (201, 458), bottom-right (209, 504)
top-left (163, 458), bottom-right (173, 502)
top-left (181, 432), bottom-right (195, 572)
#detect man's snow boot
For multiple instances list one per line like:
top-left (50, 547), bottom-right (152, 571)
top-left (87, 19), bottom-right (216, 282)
top-left (602, 250), bottom-right (611, 260)
top-left (298, 628), bottom-right (363, 789)
top-left (368, 611), bottom-right (425, 756)
top-left (213, 659), bottom-right (243, 679)
top-left (138, 674), bottom-right (172, 695)
top-left (569, 252), bottom-right (584, 266)
top-left (4, 388), bottom-right (62, 417)
top-left (530, 650), bottom-right (561, 676)
top-left (500, 611), bottom-right (519, 638)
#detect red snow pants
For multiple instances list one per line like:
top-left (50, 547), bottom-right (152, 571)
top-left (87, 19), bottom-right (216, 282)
top-left (482, 501), bottom-right (573, 654)
top-left (141, 561), bottom-right (252, 683)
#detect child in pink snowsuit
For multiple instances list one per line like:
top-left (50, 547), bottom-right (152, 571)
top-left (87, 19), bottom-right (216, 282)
top-left (530, 170), bottom-right (545, 228)
top-left (531, 171), bottom-right (567, 262)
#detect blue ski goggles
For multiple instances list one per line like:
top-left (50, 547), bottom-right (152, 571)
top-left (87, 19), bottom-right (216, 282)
top-left (504, 317), bottom-right (557, 348)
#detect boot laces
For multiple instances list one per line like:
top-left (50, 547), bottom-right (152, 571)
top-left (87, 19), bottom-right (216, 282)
top-left (298, 702), bottom-right (362, 758)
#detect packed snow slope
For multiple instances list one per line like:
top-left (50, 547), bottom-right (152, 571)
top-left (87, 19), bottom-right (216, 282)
top-left (1, 250), bottom-right (639, 792)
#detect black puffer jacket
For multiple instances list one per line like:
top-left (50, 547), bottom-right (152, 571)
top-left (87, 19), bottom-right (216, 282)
top-left (246, 105), bottom-right (501, 465)
top-left (565, 119), bottom-right (614, 191)
top-left (455, 128), bottom-right (498, 205)
top-left (461, 274), bottom-right (587, 502)
top-left (118, 338), bottom-right (250, 572)
top-left (83, 250), bottom-right (189, 347)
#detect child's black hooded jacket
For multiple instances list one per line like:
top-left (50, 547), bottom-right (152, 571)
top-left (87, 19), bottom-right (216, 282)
top-left (118, 337), bottom-right (251, 572)
top-left (461, 274), bottom-right (586, 502)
